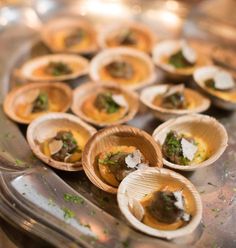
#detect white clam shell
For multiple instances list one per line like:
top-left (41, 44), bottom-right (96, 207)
top-left (152, 114), bottom-right (228, 171)
top-left (27, 113), bottom-right (96, 171)
top-left (140, 84), bottom-right (210, 121)
top-left (117, 167), bottom-right (202, 239)
top-left (89, 47), bottom-right (157, 90)
top-left (20, 54), bottom-right (89, 82)
top-left (193, 65), bottom-right (236, 110)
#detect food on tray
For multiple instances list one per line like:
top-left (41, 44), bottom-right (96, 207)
top-left (133, 189), bottom-right (192, 230)
top-left (20, 54), bottom-right (89, 81)
top-left (89, 48), bottom-right (156, 90)
top-left (152, 84), bottom-right (189, 109)
top-left (162, 130), bottom-right (208, 165)
top-left (41, 130), bottom-right (82, 163)
top-left (81, 89), bottom-right (128, 123)
top-left (42, 17), bottom-right (98, 54)
top-left (98, 146), bottom-right (149, 187)
top-left (100, 22), bottom-right (156, 53)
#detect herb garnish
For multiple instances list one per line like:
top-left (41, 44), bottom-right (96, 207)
top-left (62, 207), bottom-right (75, 220)
top-left (169, 50), bottom-right (193, 68)
top-left (105, 61), bottom-right (133, 79)
top-left (63, 193), bottom-right (84, 205)
top-left (94, 92), bottom-right (120, 114)
top-left (32, 92), bottom-right (49, 113)
top-left (64, 28), bottom-right (85, 47)
top-left (46, 61), bottom-right (72, 76)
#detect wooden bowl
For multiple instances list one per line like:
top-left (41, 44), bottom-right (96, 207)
top-left (193, 65), bottom-right (236, 110)
top-left (3, 82), bottom-right (72, 124)
top-left (89, 47), bottom-right (157, 90)
top-left (117, 167), bottom-right (202, 239)
top-left (98, 21), bottom-right (157, 53)
top-left (82, 125), bottom-right (163, 193)
top-left (152, 39), bottom-right (210, 81)
top-left (19, 54), bottom-right (89, 82)
top-left (152, 114), bottom-right (228, 171)
top-left (41, 17), bottom-right (99, 54)
top-left (71, 82), bottom-right (139, 127)
top-left (140, 84), bottom-right (210, 121)
top-left (27, 113), bottom-right (96, 171)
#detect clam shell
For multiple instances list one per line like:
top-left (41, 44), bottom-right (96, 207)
top-left (71, 82), bottom-right (139, 127)
top-left (20, 54), bottom-right (89, 82)
top-left (117, 167), bottom-right (202, 239)
top-left (140, 84), bottom-right (210, 121)
top-left (3, 82), bottom-right (72, 124)
top-left (41, 17), bottom-right (99, 54)
top-left (82, 125), bottom-right (163, 193)
top-left (26, 113), bottom-right (96, 171)
top-left (193, 65), bottom-right (236, 110)
top-left (152, 40), bottom-right (210, 80)
top-left (89, 47), bottom-right (157, 90)
top-left (98, 21), bottom-right (157, 53)
top-left (152, 114), bottom-right (228, 171)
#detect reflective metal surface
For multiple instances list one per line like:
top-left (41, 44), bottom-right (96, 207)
top-left (0, 1), bottom-right (236, 247)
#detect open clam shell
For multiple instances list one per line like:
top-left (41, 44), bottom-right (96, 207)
top-left (41, 17), bottom-right (98, 54)
top-left (152, 40), bottom-right (210, 80)
top-left (27, 113), bottom-right (96, 171)
top-left (71, 82), bottom-right (139, 127)
top-left (140, 84), bottom-right (210, 121)
top-left (89, 47), bottom-right (157, 90)
top-left (3, 82), bottom-right (72, 124)
top-left (20, 54), bottom-right (89, 82)
top-left (193, 65), bottom-right (236, 110)
top-left (152, 114), bottom-right (228, 171)
top-left (98, 21), bottom-right (157, 53)
top-left (117, 167), bottom-right (202, 239)
top-left (82, 125), bottom-right (163, 193)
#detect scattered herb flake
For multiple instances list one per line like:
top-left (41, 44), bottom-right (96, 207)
top-left (211, 208), bottom-right (221, 213)
top-left (122, 240), bottom-right (130, 248)
top-left (62, 207), bottom-right (75, 220)
top-left (90, 210), bottom-right (96, 216)
top-left (15, 159), bottom-right (24, 166)
top-left (63, 193), bottom-right (84, 205)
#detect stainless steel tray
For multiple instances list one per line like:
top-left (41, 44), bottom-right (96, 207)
top-left (0, 1), bottom-right (236, 247)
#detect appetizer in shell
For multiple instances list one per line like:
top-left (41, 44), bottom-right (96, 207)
top-left (41, 17), bottom-right (98, 54)
top-left (193, 66), bottom-right (236, 110)
top-left (98, 21), bottom-right (156, 53)
top-left (20, 54), bottom-right (89, 82)
top-left (71, 83), bottom-right (139, 127)
top-left (117, 167), bottom-right (202, 239)
top-left (89, 47), bottom-right (156, 90)
top-left (3, 82), bottom-right (72, 124)
top-left (27, 113), bottom-right (96, 171)
top-left (152, 114), bottom-right (228, 171)
top-left (140, 84), bottom-right (210, 121)
top-left (152, 40), bottom-right (209, 80)
top-left (82, 125), bottom-right (163, 193)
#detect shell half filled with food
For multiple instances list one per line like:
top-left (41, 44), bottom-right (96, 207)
top-left (117, 167), bottom-right (202, 239)
top-left (89, 47), bottom-right (156, 90)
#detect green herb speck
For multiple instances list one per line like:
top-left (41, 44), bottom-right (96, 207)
top-left (63, 193), bottom-right (84, 205)
top-left (62, 207), bottom-right (75, 220)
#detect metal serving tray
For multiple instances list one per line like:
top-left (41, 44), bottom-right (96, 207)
top-left (0, 1), bottom-right (235, 247)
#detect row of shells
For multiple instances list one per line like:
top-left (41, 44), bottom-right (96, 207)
top-left (3, 16), bottom-right (232, 240)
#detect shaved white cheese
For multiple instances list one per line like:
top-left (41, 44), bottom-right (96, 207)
top-left (164, 84), bottom-right (184, 97)
top-left (181, 138), bottom-right (198, 161)
top-left (112, 94), bottom-right (128, 107)
top-left (125, 150), bottom-right (142, 168)
top-left (137, 163), bottom-right (149, 170)
top-left (213, 70), bottom-right (235, 90)
top-left (181, 40), bottom-right (197, 64)
top-left (182, 212), bottom-right (190, 222)
top-left (173, 191), bottom-right (184, 210)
